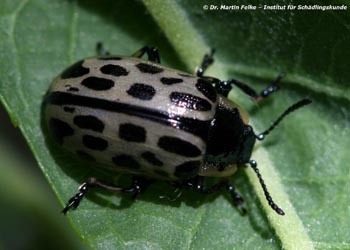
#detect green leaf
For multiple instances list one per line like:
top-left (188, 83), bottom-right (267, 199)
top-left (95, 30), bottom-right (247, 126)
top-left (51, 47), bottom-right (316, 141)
top-left (0, 107), bottom-right (86, 250)
top-left (1, 0), bottom-right (349, 249)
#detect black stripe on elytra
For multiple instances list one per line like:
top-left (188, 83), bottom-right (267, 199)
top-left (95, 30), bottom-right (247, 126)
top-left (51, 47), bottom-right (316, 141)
top-left (45, 92), bottom-right (211, 142)
top-left (63, 106), bottom-right (75, 113)
top-left (196, 79), bottom-right (217, 102)
top-left (160, 77), bottom-right (183, 85)
top-left (119, 123), bottom-right (146, 143)
top-left (61, 60), bottom-right (90, 79)
top-left (158, 136), bottom-right (201, 157)
top-left (100, 64), bottom-right (128, 77)
top-left (136, 63), bottom-right (164, 74)
top-left (73, 115), bottom-right (105, 132)
top-left (174, 160), bottom-right (201, 179)
top-left (170, 92), bottom-right (212, 111)
top-left (81, 77), bottom-right (114, 91)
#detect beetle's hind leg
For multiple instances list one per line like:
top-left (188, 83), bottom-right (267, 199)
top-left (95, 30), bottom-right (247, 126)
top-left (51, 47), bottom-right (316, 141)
top-left (132, 46), bottom-right (160, 63)
top-left (62, 176), bottom-right (152, 214)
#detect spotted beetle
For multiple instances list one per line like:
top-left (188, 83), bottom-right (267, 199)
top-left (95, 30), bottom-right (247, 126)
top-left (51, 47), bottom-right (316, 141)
top-left (44, 44), bottom-right (311, 215)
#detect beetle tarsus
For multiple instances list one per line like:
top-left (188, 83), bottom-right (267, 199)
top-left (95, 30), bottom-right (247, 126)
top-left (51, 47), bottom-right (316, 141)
top-left (62, 182), bottom-right (91, 214)
top-left (225, 183), bottom-right (247, 215)
top-left (256, 73), bottom-right (285, 101)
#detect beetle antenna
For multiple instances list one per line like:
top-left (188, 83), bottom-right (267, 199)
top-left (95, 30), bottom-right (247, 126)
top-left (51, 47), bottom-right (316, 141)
top-left (256, 98), bottom-right (312, 140)
top-left (249, 160), bottom-right (285, 215)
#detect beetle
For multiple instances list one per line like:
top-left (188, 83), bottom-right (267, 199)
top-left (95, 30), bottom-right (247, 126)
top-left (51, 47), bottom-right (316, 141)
top-left (43, 44), bottom-right (311, 215)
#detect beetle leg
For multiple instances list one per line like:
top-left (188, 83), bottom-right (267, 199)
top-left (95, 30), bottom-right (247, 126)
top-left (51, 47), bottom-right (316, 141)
top-left (222, 73), bottom-right (285, 102)
top-left (189, 177), bottom-right (247, 214)
top-left (159, 188), bottom-right (184, 201)
top-left (96, 42), bottom-right (111, 56)
top-left (225, 183), bottom-right (247, 215)
top-left (196, 48), bottom-right (215, 77)
top-left (132, 46), bottom-right (161, 63)
top-left (62, 176), bottom-right (152, 214)
top-left (196, 49), bottom-right (282, 100)
top-left (127, 176), bottom-right (153, 200)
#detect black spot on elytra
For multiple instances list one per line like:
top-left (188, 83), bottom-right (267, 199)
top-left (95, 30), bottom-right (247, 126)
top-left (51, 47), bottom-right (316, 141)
top-left (112, 154), bottom-right (140, 169)
top-left (82, 135), bottom-right (108, 151)
top-left (49, 118), bottom-right (74, 145)
top-left (98, 56), bottom-right (122, 60)
top-left (154, 169), bottom-right (169, 178)
top-left (81, 77), bottom-right (114, 91)
top-left (61, 60), bottom-right (89, 79)
top-left (127, 83), bottom-right (156, 100)
top-left (100, 64), bottom-right (128, 77)
top-left (160, 77), bottom-right (184, 85)
top-left (158, 136), bottom-right (201, 157)
top-left (141, 151), bottom-right (163, 166)
top-left (136, 63), bottom-right (164, 74)
top-left (63, 106), bottom-right (75, 113)
top-left (196, 79), bottom-right (217, 102)
top-left (119, 123), bottom-right (146, 143)
top-left (170, 92), bottom-right (212, 111)
top-left (76, 150), bottom-right (96, 162)
top-left (174, 161), bottom-right (201, 179)
top-left (68, 87), bottom-right (79, 92)
top-left (73, 115), bottom-right (104, 132)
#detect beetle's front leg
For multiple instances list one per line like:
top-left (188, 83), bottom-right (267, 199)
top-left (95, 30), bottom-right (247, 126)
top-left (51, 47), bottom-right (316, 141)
top-left (215, 73), bottom-right (284, 100)
top-left (184, 177), bottom-right (247, 214)
top-left (227, 73), bottom-right (284, 102)
top-left (197, 49), bottom-right (283, 100)
top-left (197, 48), bottom-right (215, 77)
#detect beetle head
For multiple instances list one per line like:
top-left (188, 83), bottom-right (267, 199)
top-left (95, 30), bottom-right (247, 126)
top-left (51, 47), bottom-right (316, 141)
top-left (205, 106), bottom-right (256, 166)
